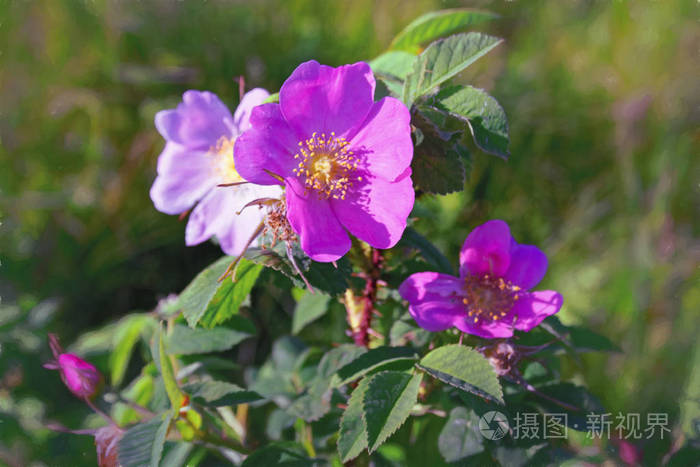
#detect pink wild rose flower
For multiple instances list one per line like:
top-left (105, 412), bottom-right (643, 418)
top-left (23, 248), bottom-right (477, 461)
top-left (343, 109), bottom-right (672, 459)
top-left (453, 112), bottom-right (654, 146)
top-left (150, 89), bottom-right (281, 256)
top-left (234, 60), bottom-right (414, 262)
top-left (44, 334), bottom-right (102, 399)
top-left (399, 220), bottom-right (563, 339)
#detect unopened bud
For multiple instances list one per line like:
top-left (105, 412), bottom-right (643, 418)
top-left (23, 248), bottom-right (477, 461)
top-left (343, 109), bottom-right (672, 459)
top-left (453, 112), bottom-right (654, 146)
top-left (44, 334), bottom-right (102, 399)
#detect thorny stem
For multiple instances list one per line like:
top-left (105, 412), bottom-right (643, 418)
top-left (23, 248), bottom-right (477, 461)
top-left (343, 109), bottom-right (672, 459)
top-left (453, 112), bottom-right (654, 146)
top-left (349, 247), bottom-right (383, 347)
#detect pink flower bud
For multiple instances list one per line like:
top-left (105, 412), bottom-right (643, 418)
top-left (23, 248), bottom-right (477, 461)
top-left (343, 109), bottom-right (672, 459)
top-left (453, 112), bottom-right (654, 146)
top-left (44, 334), bottom-right (102, 399)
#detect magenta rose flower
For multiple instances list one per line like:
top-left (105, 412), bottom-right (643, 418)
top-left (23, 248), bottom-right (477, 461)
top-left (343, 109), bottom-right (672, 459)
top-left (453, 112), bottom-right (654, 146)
top-left (234, 61), bottom-right (414, 262)
top-left (399, 220), bottom-right (563, 339)
top-left (44, 334), bottom-right (102, 399)
top-left (150, 89), bottom-right (281, 256)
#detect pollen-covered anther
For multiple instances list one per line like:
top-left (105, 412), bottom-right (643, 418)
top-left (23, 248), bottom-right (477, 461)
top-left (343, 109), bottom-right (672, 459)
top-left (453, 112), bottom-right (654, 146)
top-left (462, 274), bottom-right (522, 324)
top-left (292, 132), bottom-right (359, 199)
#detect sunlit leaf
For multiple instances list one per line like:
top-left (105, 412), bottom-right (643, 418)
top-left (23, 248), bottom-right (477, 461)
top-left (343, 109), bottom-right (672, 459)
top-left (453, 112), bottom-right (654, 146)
top-left (390, 9), bottom-right (498, 52)
top-left (403, 32), bottom-right (503, 107)
top-left (363, 371), bottom-right (422, 452)
top-left (435, 85), bottom-right (509, 158)
top-left (417, 344), bottom-right (503, 404)
top-left (337, 375), bottom-right (371, 462)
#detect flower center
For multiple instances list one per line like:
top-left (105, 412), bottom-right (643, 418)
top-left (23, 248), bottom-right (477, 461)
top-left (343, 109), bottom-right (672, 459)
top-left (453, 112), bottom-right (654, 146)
top-left (292, 132), bottom-right (360, 199)
top-left (461, 274), bottom-right (522, 324)
top-left (210, 136), bottom-right (243, 184)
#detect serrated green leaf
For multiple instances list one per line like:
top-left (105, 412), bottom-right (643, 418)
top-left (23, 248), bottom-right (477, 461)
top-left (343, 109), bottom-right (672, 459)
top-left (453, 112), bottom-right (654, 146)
top-left (435, 85), bottom-right (509, 158)
top-left (289, 345), bottom-right (367, 421)
top-left (398, 227), bottom-right (456, 275)
top-left (178, 256), bottom-right (233, 327)
top-left (402, 32), bottom-right (503, 107)
top-left (110, 314), bottom-right (154, 386)
top-left (333, 346), bottom-right (418, 387)
top-left (153, 326), bottom-right (184, 414)
top-left (377, 75), bottom-right (404, 98)
top-left (198, 259), bottom-right (262, 328)
top-left (369, 51), bottom-right (416, 80)
top-left (411, 108), bottom-right (468, 194)
top-left (165, 319), bottom-right (254, 355)
top-left (182, 380), bottom-right (263, 407)
top-left (245, 245), bottom-right (351, 295)
top-left (363, 371), bottom-right (422, 452)
top-left (417, 344), bottom-right (503, 404)
top-left (390, 9), bottom-right (498, 52)
top-left (117, 413), bottom-right (172, 467)
top-left (292, 291), bottom-right (331, 334)
top-left (337, 376), bottom-right (371, 462)
top-left (438, 407), bottom-right (484, 462)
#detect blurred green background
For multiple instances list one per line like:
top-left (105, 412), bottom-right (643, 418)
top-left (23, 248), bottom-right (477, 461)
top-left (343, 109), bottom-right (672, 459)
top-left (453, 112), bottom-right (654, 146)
top-left (0, 0), bottom-right (697, 465)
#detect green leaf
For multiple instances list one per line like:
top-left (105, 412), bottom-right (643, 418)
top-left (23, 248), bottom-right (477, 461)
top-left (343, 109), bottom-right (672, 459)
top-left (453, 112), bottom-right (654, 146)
top-left (525, 382), bottom-right (605, 432)
top-left (376, 75), bottom-right (404, 98)
top-left (417, 344), bottom-right (503, 404)
top-left (165, 319), bottom-right (254, 355)
top-left (435, 85), bottom-right (509, 158)
top-left (117, 413), bottom-right (172, 467)
top-left (390, 9), bottom-right (499, 52)
top-left (288, 344), bottom-right (366, 421)
top-left (333, 346), bottom-right (418, 387)
top-left (178, 256), bottom-right (233, 327)
top-left (337, 375), bottom-right (371, 462)
top-left (438, 407), bottom-right (484, 462)
top-left (398, 227), bottom-right (455, 275)
top-left (363, 371), bottom-right (422, 452)
top-left (182, 380), bottom-right (263, 407)
top-left (410, 107), bottom-right (469, 194)
top-left (198, 259), bottom-right (263, 328)
top-left (153, 326), bottom-right (184, 413)
top-left (369, 51), bottom-right (416, 80)
top-left (241, 442), bottom-right (319, 467)
top-left (262, 92), bottom-right (279, 104)
top-left (292, 291), bottom-right (331, 334)
top-left (245, 243), bottom-right (352, 295)
top-left (402, 32), bottom-right (503, 107)
top-left (110, 315), bottom-right (153, 386)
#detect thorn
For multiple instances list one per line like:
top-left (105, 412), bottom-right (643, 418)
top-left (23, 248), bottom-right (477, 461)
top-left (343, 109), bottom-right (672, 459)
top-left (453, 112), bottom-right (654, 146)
top-left (331, 261), bottom-right (338, 269)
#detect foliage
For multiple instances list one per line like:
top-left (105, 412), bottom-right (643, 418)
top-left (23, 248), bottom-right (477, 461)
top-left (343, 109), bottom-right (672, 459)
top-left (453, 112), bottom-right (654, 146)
top-left (0, 1), bottom-right (697, 466)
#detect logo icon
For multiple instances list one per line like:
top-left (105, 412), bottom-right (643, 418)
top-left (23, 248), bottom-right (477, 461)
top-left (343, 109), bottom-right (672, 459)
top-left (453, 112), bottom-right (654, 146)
top-left (479, 411), bottom-right (509, 440)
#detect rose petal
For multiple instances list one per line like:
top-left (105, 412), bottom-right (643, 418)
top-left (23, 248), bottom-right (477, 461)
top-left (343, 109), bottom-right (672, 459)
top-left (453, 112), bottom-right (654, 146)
top-left (149, 142), bottom-right (216, 215)
top-left (217, 185), bottom-right (282, 256)
top-left (279, 60), bottom-right (375, 139)
top-left (285, 178), bottom-right (351, 262)
top-left (349, 97), bottom-right (413, 181)
top-left (504, 244), bottom-right (548, 290)
top-left (233, 103), bottom-right (299, 185)
top-left (331, 168), bottom-right (414, 249)
top-left (233, 88), bottom-right (270, 134)
top-left (155, 90), bottom-right (234, 150)
top-left (185, 187), bottom-right (238, 248)
top-left (512, 290), bottom-right (563, 332)
top-left (453, 316), bottom-right (515, 339)
top-left (459, 219), bottom-right (512, 277)
top-left (399, 272), bottom-right (465, 332)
